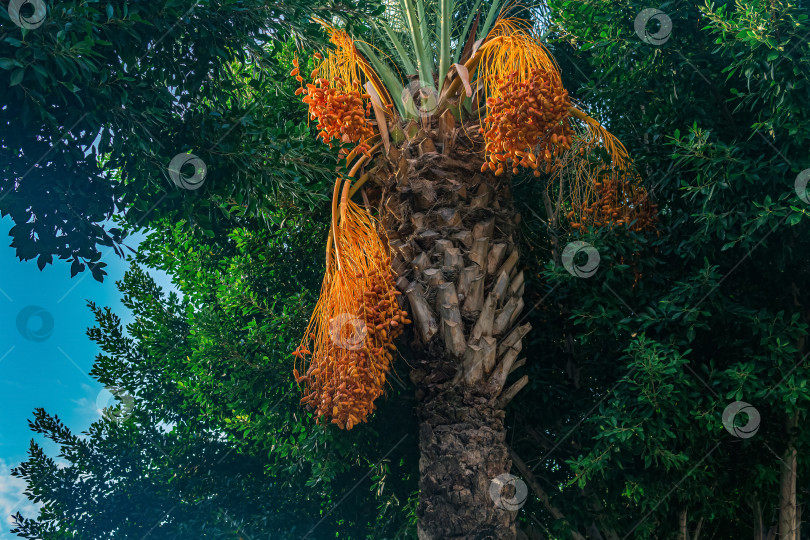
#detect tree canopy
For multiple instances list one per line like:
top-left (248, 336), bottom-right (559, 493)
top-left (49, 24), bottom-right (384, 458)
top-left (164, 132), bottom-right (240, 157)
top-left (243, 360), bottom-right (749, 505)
top-left (12, 211), bottom-right (419, 538)
top-left (1, 0), bottom-right (381, 279)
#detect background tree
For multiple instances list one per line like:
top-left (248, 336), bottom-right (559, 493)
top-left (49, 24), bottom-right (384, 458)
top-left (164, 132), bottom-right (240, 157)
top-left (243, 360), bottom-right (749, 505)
top-left (12, 212), bottom-right (419, 538)
top-left (1, 0), bottom-right (380, 279)
top-left (503, 0), bottom-right (810, 538)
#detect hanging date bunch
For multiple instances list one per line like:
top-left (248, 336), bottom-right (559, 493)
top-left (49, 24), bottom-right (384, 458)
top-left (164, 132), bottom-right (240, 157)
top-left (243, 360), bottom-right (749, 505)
top-left (299, 76), bottom-right (375, 158)
top-left (572, 171), bottom-right (659, 232)
top-left (482, 67), bottom-right (574, 177)
top-left (561, 114), bottom-right (659, 232)
top-left (292, 26), bottom-right (380, 160)
top-left (293, 178), bottom-right (410, 430)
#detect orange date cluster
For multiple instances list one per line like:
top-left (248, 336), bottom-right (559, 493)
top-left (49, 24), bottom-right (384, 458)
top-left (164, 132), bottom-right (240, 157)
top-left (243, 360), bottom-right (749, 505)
top-left (293, 270), bottom-right (410, 430)
top-left (570, 173), bottom-right (659, 232)
top-left (481, 68), bottom-right (574, 177)
top-left (293, 58), bottom-right (374, 158)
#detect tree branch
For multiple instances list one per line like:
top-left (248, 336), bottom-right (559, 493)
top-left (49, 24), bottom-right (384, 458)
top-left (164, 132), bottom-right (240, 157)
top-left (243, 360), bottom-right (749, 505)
top-left (508, 446), bottom-right (586, 540)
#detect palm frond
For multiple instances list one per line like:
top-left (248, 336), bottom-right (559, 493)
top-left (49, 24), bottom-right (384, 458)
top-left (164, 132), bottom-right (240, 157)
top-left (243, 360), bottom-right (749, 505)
top-left (438, 0), bottom-right (453, 88)
top-left (377, 20), bottom-right (418, 77)
top-left (401, 0), bottom-right (436, 88)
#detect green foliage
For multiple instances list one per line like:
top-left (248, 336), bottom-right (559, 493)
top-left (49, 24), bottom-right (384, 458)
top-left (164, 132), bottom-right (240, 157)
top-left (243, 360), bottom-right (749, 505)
top-left (11, 269), bottom-right (329, 538)
top-left (1, 0), bottom-right (381, 279)
top-left (12, 209), bottom-right (419, 538)
top-left (8, 0), bottom-right (810, 538)
top-left (508, 0), bottom-right (810, 536)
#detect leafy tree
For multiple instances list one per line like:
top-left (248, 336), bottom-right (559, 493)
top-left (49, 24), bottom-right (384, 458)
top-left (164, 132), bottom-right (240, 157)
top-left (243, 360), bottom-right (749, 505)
top-left (1, 0), bottom-right (379, 279)
top-left (12, 211), bottom-right (419, 538)
top-left (501, 0), bottom-right (810, 538)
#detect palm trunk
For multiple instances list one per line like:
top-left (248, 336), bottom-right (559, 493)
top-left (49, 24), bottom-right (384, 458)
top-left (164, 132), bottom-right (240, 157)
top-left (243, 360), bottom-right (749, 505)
top-left (374, 132), bottom-right (530, 539)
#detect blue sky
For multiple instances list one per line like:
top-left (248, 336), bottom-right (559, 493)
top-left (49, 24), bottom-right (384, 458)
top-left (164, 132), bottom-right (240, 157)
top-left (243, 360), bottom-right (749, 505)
top-left (0, 216), bottom-right (173, 538)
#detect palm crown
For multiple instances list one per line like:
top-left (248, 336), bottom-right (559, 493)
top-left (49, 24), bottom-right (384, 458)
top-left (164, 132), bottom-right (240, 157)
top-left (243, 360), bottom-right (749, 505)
top-left (292, 1), bottom-right (658, 430)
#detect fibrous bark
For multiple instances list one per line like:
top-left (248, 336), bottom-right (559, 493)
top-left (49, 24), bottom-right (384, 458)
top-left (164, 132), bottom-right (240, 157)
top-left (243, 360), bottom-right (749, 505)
top-left (371, 127), bottom-right (529, 539)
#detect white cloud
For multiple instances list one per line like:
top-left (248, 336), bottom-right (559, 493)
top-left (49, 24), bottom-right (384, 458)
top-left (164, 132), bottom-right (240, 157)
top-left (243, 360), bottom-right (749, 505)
top-left (0, 458), bottom-right (41, 538)
top-left (70, 382), bottom-right (107, 433)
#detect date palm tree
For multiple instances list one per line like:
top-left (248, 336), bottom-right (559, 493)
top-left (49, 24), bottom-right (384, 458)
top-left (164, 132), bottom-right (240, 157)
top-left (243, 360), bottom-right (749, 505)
top-left (292, 1), bottom-right (657, 537)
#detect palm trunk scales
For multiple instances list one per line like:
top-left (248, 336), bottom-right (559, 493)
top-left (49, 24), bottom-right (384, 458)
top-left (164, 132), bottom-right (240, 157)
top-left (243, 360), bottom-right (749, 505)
top-left (374, 126), bottom-right (530, 539)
